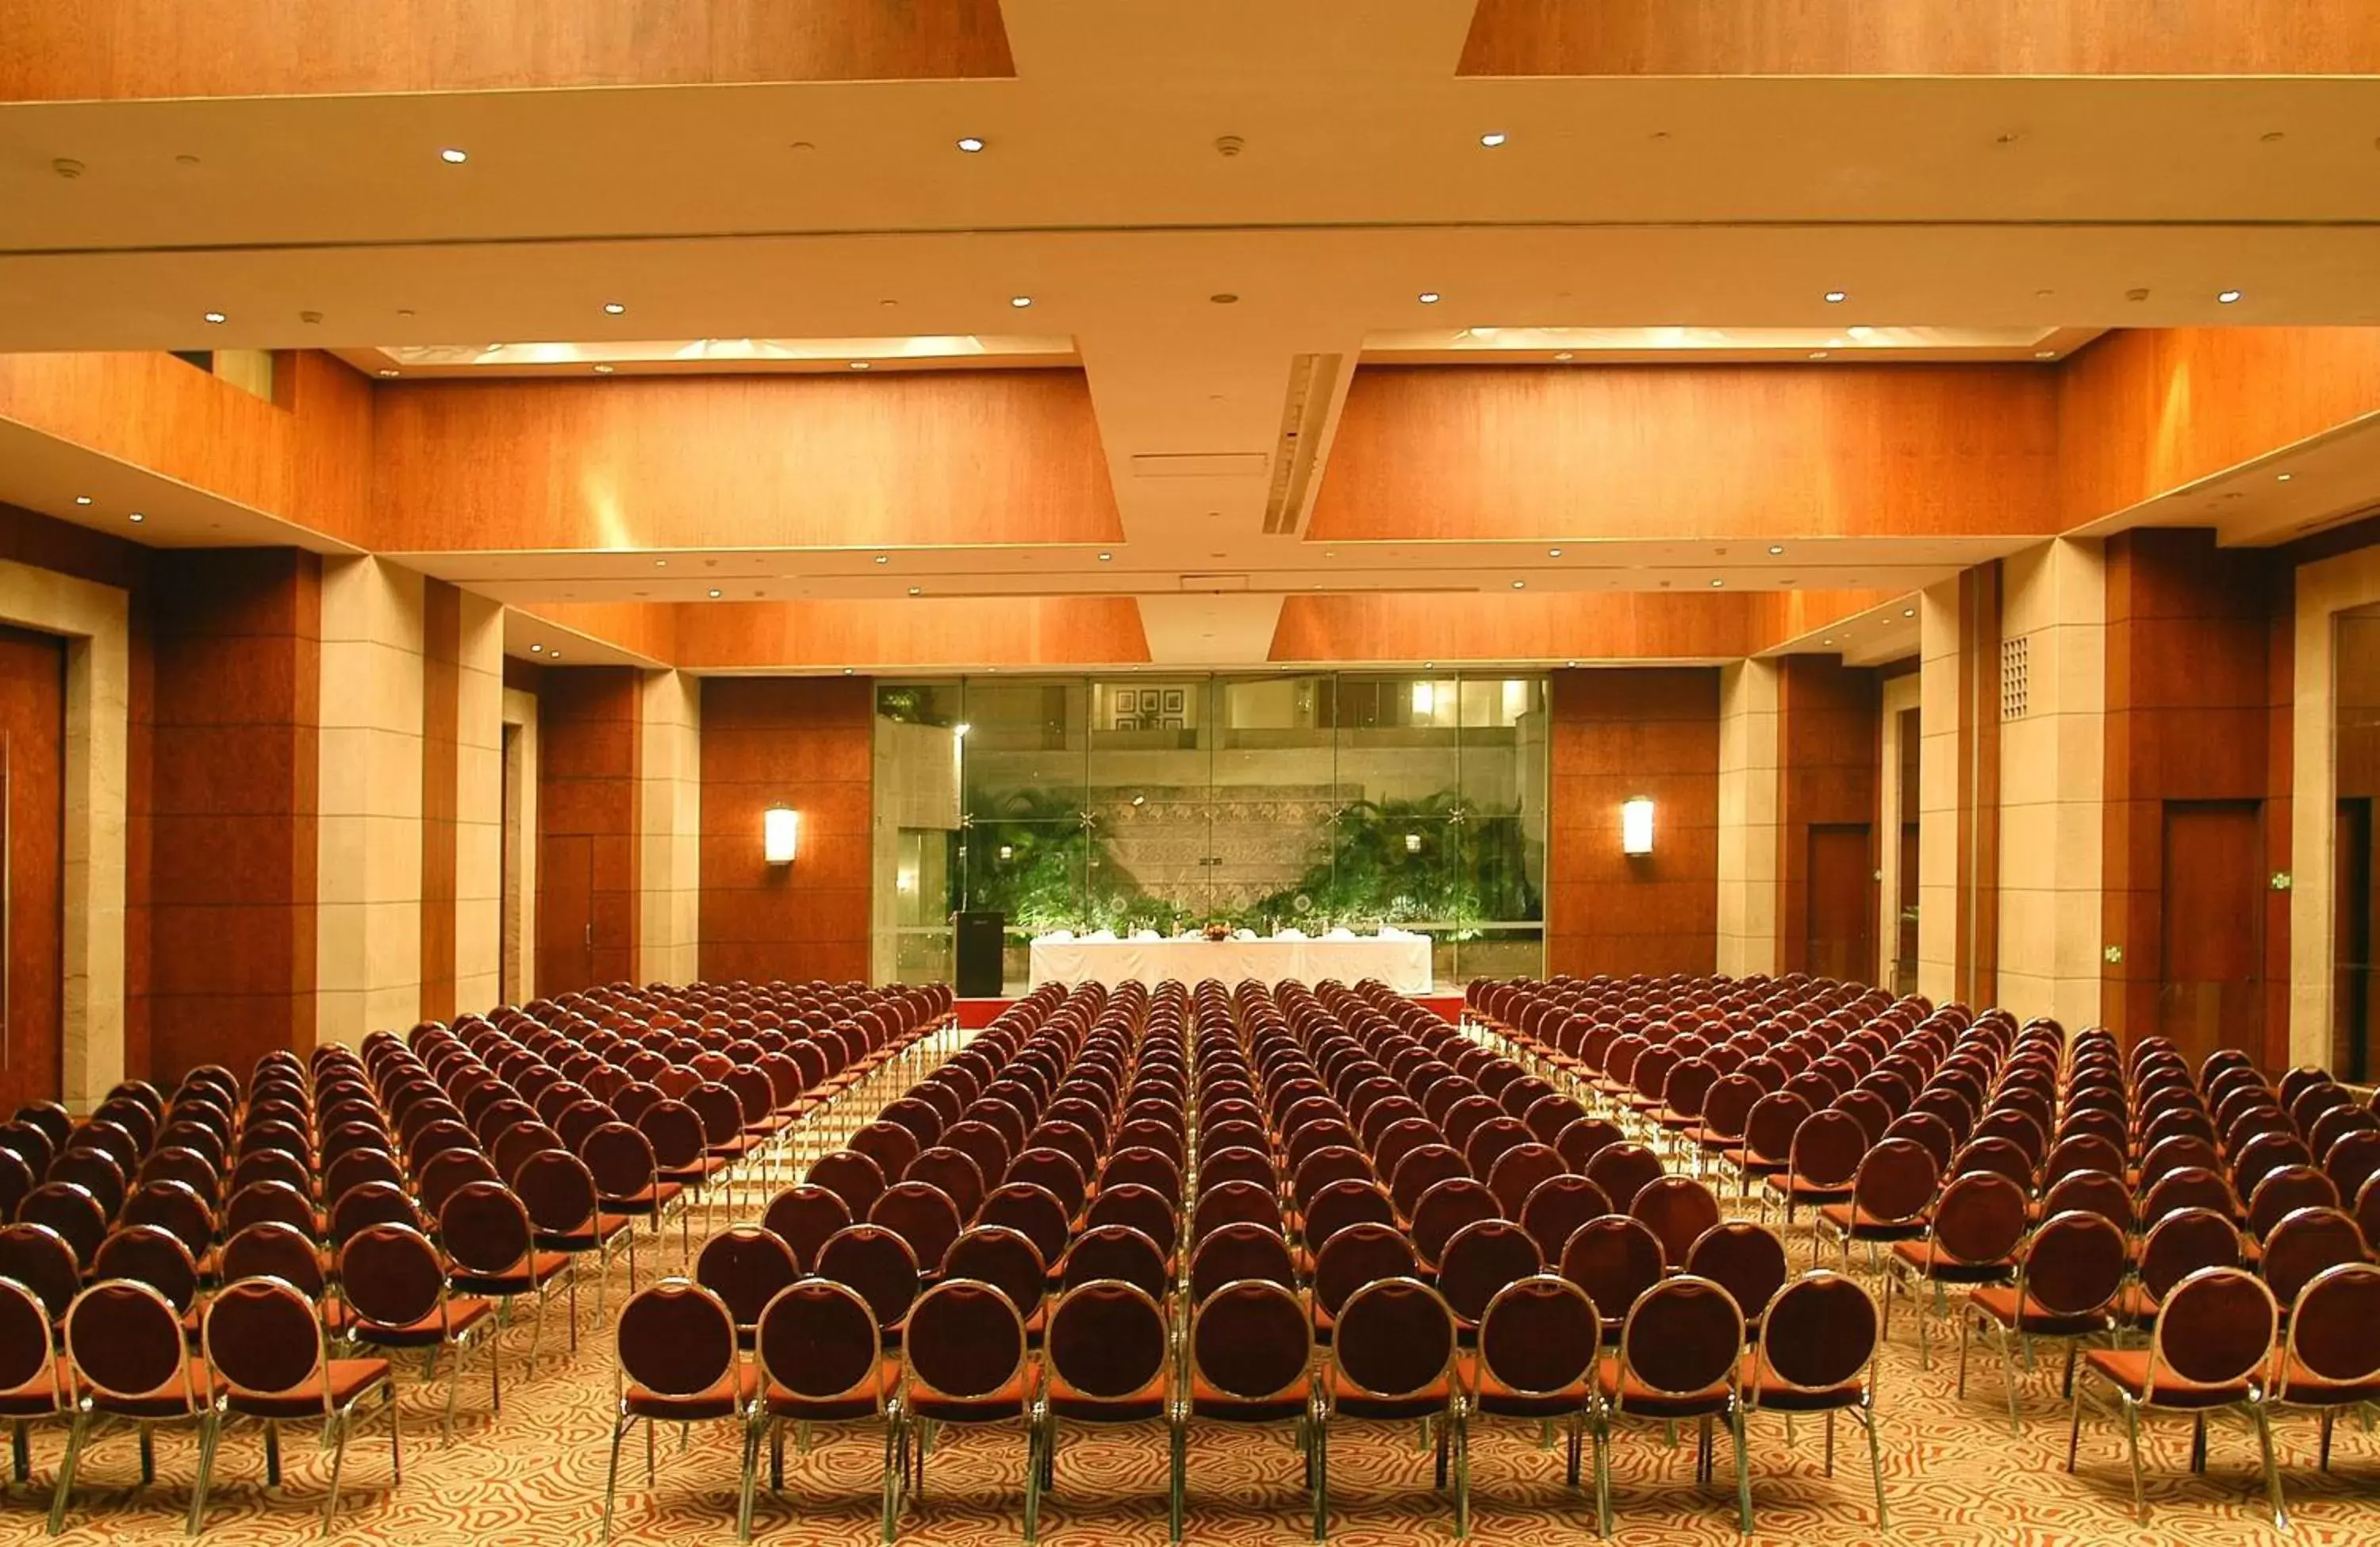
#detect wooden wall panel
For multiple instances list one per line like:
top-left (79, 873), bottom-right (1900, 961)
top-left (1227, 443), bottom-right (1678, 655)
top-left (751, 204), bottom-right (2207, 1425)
top-left (1458, 0), bottom-right (2380, 75)
top-left (1272, 592), bottom-right (1761, 663)
top-left (1548, 669), bottom-right (1721, 977)
top-left (1310, 364), bottom-right (2059, 544)
top-left (2102, 528), bottom-right (2292, 1064)
top-left (148, 548), bottom-right (320, 1081)
top-left (0, 625), bottom-right (65, 1111)
top-left (372, 373), bottom-right (1122, 555)
top-left (698, 678), bottom-right (873, 985)
top-left (674, 598), bottom-right (1149, 671)
top-left (0, 0), bottom-right (1013, 100)
top-left (537, 668), bottom-right (641, 995)
top-left (2059, 328), bottom-right (2380, 527)
top-left (419, 578), bottom-right (460, 1023)
top-left (1777, 656), bottom-right (1881, 979)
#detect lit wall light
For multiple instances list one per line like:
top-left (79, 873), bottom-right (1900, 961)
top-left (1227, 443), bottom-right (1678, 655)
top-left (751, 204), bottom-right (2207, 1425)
top-left (954, 721), bottom-right (972, 737)
top-left (762, 807), bottom-right (800, 865)
top-left (1621, 797), bottom-right (1656, 856)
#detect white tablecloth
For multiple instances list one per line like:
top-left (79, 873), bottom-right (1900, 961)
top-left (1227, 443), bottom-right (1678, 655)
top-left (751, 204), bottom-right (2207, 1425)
top-left (1026, 936), bottom-right (1434, 993)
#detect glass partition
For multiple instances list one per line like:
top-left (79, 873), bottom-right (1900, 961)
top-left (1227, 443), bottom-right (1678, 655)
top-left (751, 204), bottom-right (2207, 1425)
top-left (871, 672), bottom-right (1550, 990)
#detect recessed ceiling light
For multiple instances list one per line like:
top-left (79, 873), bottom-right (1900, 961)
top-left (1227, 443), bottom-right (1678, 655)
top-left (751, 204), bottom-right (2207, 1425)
top-left (873, 554), bottom-right (889, 564)
top-left (202, 311), bottom-right (227, 324)
top-left (1822, 290), bottom-right (1848, 304)
top-left (377, 369), bottom-right (398, 378)
top-left (549, 651), bottom-right (562, 660)
top-left (908, 586), bottom-right (922, 597)
top-left (957, 136), bottom-right (986, 153)
top-left (844, 666), bottom-right (856, 675)
top-left (1009, 295), bottom-right (1033, 309)
top-left (2217, 289), bottom-right (2244, 304)
top-left (1808, 351), bottom-right (1829, 360)
top-left (1511, 580), bottom-right (1526, 589)
top-left (530, 643), bottom-right (543, 654)
top-left (1210, 294), bottom-right (1238, 305)
top-left (1709, 578), bottom-right (1723, 587)
top-left (2034, 350), bottom-right (2058, 359)
top-left (440, 148), bottom-right (468, 164)
top-left (1548, 548), bottom-right (1563, 558)
top-left (602, 302), bottom-right (625, 315)
top-left (1821, 637), bottom-right (1834, 646)
top-left (1418, 291), bottom-right (1442, 305)
top-left (1553, 351), bottom-right (1574, 362)
top-left (593, 364), bottom-right (614, 374)
top-left (2277, 471), bottom-right (2294, 482)
top-left (1480, 132), bottom-right (1507, 148)
top-left (128, 512), bottom-right (145, 524)
top-left (848, 361), bottom-right (871, 370)
top-left (73, 495), bottom-right (91, 505)
top-left (1423, 662), bottom-right (1434, 670)
top-left (707, 589), bottom-right (723, 598)
top-left (1902, 608), bottom-right (1916, 617)
top-left (1768, 544), bottom-right (1784, 555)
top-left (1097, 551), bottom-right (1112, 562)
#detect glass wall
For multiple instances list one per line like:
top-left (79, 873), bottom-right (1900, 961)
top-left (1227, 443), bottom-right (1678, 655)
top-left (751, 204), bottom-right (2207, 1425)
top-left (871, 673), bottom-right (1549, 991)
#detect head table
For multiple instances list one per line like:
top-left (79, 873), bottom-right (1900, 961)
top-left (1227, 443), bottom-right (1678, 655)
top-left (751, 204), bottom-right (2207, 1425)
top-left (1024, 931), bottom-right (1434, 993)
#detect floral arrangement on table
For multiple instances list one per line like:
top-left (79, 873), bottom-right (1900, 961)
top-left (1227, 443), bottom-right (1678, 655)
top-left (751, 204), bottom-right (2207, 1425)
top-left (1201, 922), bottom-right (1232, 942)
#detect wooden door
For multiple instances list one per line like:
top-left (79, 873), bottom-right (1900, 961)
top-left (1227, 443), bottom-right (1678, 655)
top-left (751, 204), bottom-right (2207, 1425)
top-left (2159, 800), bottom-right (2264, 1070)
top-left (0, 624), bottom-right (63, 1111)
top-left (2336, 798), bottom-right (2374, 1081)
top-left (1806, 823), bottom-right (1877, 985)
top-left (538, 835), bottom-right (595, 997)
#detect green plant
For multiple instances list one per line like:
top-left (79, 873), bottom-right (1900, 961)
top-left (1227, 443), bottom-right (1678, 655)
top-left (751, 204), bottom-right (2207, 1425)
top-left (963, 788), bottom-right (1142, 931)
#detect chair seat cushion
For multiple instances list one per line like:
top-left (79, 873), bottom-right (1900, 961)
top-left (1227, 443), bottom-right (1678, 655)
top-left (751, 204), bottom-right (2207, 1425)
top-left (2083, 1349), bottom-right (2251, 1410)
top-left (1766, 1173), bottom-right (1856, 1204)
top-left (1889, 1239), bottom-right (2012, 1283)
top-left (0, 1357), bottom-right (70, 1416)
top-left (226, 1358), bottom-right (393, 1418)
top-left (1967, 1284), bottom-right (2109, 1337)
top-left (1594, 1356), bottom-right (1730, 1419)
top-left (2267, 1356), bottom-right (2380, 1408)
top-left (627, 1364), bottom-right (761, 1422)
top-left (1187, 1372), bottom-right (1308, 1422)
top-left (905, 1371), bottom-right (1035, 1422)
top-left (1327, 1368), bottom-right (1449, 1419)
top-left (1817, 1202), bottom-right (1926, 1238)
top-left (347, 1295), bottom-right (493, 1347)
top-left (763, 1360), bottom-right (899, 1422)
top-left (659, 1157), bottom-right (735, 1184)
top-left (451, 1251), bottom-right (573, 1297)
top-left (88, 1359), bottom-right (214, 1418)
top-left (602, 1182), bottom-right (685, 1215)
top-left (1457, 1353), bottom-right (1588, 1418)
top-left (536, 1213), bottom-right (635, 1251)
top-left (1737, 1351), bottom-right (1863, 1412)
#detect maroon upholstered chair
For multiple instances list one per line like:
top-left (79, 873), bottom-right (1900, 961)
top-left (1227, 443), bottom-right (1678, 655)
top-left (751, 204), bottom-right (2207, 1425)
top-left (336, 1223), bottom-right (496, 1439)
top-left (2267, 1261), bottom-right (2380, 1478)
top-left (1322, 1276), bottom-right (1465, 1534)
top-left (1741, 1270), bottom-right (1886, 1530)
top-left (1958, 1208), bottom-right (2128, 1433)
top-left (1038, 1279), bottom-right (1172, 1499)
top-left (1467, 1273), bottom-right (1599, 1498)
top-left (896, 1279), bottom-right (1039, 1536)
top-left (195, 1276), bottom-right (397, 1534)
top-left (601, 1280), bottom-right (750, 1542)
top-left (0, 1275), bottom-right (65, 1484)
top-left (761, 1184), bottom-right (852, 1273)
top-left (1560, 1215), bottom-right (1666, 1342)
top-left (743, 1280), bottom-right (898, 1537)
top-left (1058, 1224), bottom-right (1170, 1301)
top-left (1685, 1220), bottom-right (1792, 1336)
top-left (1593, 1274), bottom-right (1751, 1536)
top-left (48, 1279), bottom-right (212, 1534)
top-left (1179, 1277), bottom-right (1319, 1537)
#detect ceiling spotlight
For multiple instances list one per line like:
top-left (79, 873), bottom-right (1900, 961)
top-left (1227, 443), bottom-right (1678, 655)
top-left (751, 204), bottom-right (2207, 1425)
top-left (602, 301), bottom-right (625, 315)
top-left (128, 512), bottom-right (145, 524)
top-left (1480, 132), bottom-right (1508, 148)
top-left (1767, 544), bottom-right (1784, 555)
top-left (1511, 580), bottom-right (1526, 589)
top-left (1009, 295), bottom-right (1033, 309)
top-left (1097, 551), bottom-right (1112, 562)
top-left (377, 369), bottom-right (399, 378)
top-left (707, 588), bottom-right (723, 598)
top-left (2034, 350), bottom-right (2058, 359)
top-left (1553, 351), bottom-right (1574, 362)
top-left (848, 361), bottom-right (871, 370)
top-left (1822, 290), bottom-right (1848, 304)
top-left (1548, 548), bottom-right (1564, 558)
top-left (1902, 608), bottom-right (1916, 617)
top-left (2217, 289), bottom-right (2244, 304)
top-left (2277, 471), bottom-right (2294, 482)
top-left (548, 652), bottom-right (561, 660)
top-left (1808, 351), bottom-right (1829, 360)
top-left (440, 148), bottom-right (468, 164)
top-left (202, 311), bottom-right (227, 324)
top-left (73, 495), bottom-right (91, 505)
top-left (908, 585), bottom-right (922, 597)
top-left (957, 136), bottom-right (986, 153)
top-left (1418, 291), bottom-right (1442, 305)
top-left (1423, 662), bottom-right (1434, 670)
top-left (873, 554), bottom-right (889, 564)
top-left (1709, 578), bottom-right (1724, 587)
top-left (1821, 637), bottom-right (1835, 646)
top-left (593, 364), bottom-right (615, 374)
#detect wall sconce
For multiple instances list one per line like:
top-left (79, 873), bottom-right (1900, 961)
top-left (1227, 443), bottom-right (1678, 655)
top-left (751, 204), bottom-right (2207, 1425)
top-left (762, 806), bottom-right (800, 865)
top-left (1621, 796), bottom-right (1656, 857)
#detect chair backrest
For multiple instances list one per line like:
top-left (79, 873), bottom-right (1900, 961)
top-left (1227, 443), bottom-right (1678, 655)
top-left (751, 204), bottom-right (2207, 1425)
top-left (331, 1179), bottom-right (421, 1244)
top-left (2018, 1210), bottom-right (2129, 1318)
top-left (1046, 1279), bottom-right (1169, 1402)
top-left (0, 1276), bottom-right (60, 1411)
top-left (1755, 1271), bottom-right (1879, 1398)
top-left (941, 1226), bottom-right (1048, 1326)
top-left (1558, 1215), bottom-right (1665, 1331)
top-left (65, 1279), bottom-right (198, 1411)
top-left (1925, 1171), bottom-right (2028, 1267)
top-left (204, 1276), bottom-right (330, 1409)
top-left (1630, 1175), bottom-right (1724, 1268)
top-left (439, 1180), bottom-right (535, 1275)
top-left (617, 1279), bottom-right (739, 1396)
top-left (1582, 1142), bottom-right (1664, 1211)
top-left (18, 1182), bottom-right (106, 1266)
top-left (2262, 1206), bottom-right (2371, 1307)
top-left (869, 1180), bottom-right (965, 1270)
top-left (220, 1221), bottom-right (327, 1299)
top-left (0, 1222), bottom-right (83, 1321)
top-left (1476, 1274), bottom-right (1599, 1399)
top-left (1787, 1108), bottom-right (1867, 1188)
top-left (1188, 1221), bottom-right (1296, 1302)
top-left (92, 1225), bottom-right (201, 1314)
top-left (337, 1223), bottom-right (451, 1331)
top-left (906, 1146), bottom-right (988, 1222)
top-left (2136, 1207), bottom-right (2244, 1301)
top-left (754, 1280), bottom-right (882, 1407)
top-left (696, 1225), bottom-right (801, 1334)
top-left (2248, 1165), bottom-right (2341, 1241)
top-left (1334, 1276), bottom-right (1457, 1401)
top-left (1485, 1143), bottom-right (1566, 1219)
top-left (1192, 1177), bottom-right (1283, 1243)
top-left (121, 1178), bottom-right (214, 1260)
top-left (1082, 1181), bottom-right (1180, 1258)
top-left (2148, 1267), bottom-right (2277, 1395)
top-left (762, 1184), bottom-right (853, 1273)
top-left (904, 1279), bottom-right (1026, 1403)
top-left (805, 1150), bottom-right (889, 1219)
top-left (1191, 1278), bottom-right (1313, 1402)
top-left (1411, 1176), bottom-right (1500, 1269)
top-left (815, 1224), bottom-right (921, 1332)
top-left (2281, 1262), bottom-right (2380, 1394)
top-left (1684, 1220), bottom-right (1791, 1326)
top-left (2039, 1169), bottom-right (2136, 1234)
top-left (1617, 1276), bottom-right (1744, 1405)
top-left (1434, 1217), bottom-right (1541, 1325)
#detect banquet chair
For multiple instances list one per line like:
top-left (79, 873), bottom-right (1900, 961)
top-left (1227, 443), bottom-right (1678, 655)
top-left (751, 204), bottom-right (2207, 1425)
top-left (1593, 1275), bottom-right (1750, 1536)
top-left (1464, 1274), bottom-right (1599, 1507)
top-left (1035, 1280), bottom-right (1173, 1530)
top-left (741, 1280), bottom-right (899, 1542)
top-left (1741, 1270), bottom-right (1887, 1529)
top-left (1321, 1276), bottom-right (1466, 1539)
top-left (1958, 1209), bottom-right (2128, 1433)
top-left (601, 1280), bottom-right (750, 1543)
top-left (896, 1279), bottom-right (1041, 1541)
top-left (1179, 1278), bottom-right (1322, 1540)
top-left (48, 1280), bottom-right (213, 1534)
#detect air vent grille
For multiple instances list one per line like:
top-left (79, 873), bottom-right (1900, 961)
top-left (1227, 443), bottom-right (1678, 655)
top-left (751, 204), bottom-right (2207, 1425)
top-left (1264, 352), bottom-right (1342, 535)
top-left (2000, 635), bottom-right (2029, 720)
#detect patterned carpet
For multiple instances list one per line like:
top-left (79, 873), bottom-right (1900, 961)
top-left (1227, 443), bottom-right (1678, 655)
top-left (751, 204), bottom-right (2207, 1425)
top-left (9, 1214), bottom-right (2373, 1547)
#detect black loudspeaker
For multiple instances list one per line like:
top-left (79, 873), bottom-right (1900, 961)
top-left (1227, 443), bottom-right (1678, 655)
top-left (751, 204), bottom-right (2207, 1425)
top-left (955, 910), bottom-right (1007, 999)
